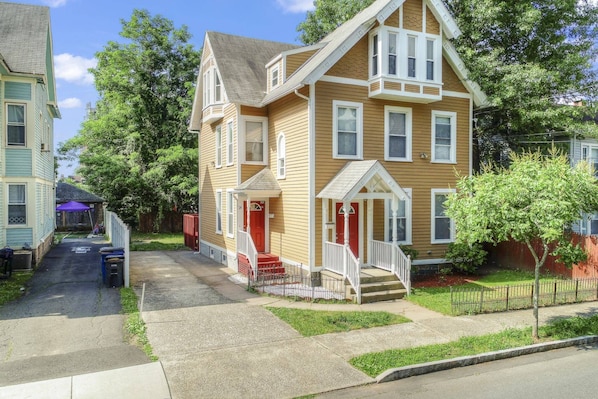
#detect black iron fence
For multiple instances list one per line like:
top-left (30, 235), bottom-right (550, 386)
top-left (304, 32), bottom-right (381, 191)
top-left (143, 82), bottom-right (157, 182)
top-left (249, 263), bottom-right (347, 302)
top-left (451, 279), bottom-right (598, 315)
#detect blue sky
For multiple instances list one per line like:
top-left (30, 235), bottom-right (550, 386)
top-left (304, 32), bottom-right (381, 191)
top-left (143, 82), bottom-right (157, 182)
top-left (4, 0), bottom-right (315, 176)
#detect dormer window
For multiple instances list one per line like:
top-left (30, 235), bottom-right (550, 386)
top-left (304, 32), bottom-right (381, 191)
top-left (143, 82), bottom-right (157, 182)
top-left (407, 36), bottom-right (417, 78)
top-left (271, 65), bottom-right (280, 89)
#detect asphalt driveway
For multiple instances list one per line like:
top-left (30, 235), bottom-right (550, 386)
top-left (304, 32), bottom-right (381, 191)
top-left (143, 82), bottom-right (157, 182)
top-left (0, 237), bottom-right (150, 387)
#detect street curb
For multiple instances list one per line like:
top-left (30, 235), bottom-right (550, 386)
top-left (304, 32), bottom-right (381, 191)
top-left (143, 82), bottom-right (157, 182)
top-left (376, 335), bottom-right (598, 383)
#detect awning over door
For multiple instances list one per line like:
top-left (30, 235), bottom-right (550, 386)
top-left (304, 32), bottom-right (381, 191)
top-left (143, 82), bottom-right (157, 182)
top-left (317, 160), bottom-right (408, 201)
top-left (234, 168), bottom-right (281, 198)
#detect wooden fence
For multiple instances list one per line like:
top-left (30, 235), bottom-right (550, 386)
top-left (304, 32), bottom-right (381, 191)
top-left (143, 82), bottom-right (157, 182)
top-left (451, 278), bottom-right (598, 315)
top-left (489, 233), bottom-right (598, 279)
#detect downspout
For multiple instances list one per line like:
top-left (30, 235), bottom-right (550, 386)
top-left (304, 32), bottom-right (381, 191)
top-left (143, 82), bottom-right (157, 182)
top-left (293, 86), bottom-right (314, 271)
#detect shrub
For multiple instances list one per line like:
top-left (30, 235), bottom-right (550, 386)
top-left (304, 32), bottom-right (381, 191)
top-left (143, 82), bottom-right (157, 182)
top-left (445, 242), bottom-right (487, 273)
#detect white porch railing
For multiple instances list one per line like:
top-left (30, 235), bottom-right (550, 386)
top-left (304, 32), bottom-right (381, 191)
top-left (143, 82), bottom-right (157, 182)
top-left (323, 241), bottom-right (362, 304)
top-left (370, 240), bottom-right (411, 295)
top-left (238, 230), bottom-right (258, 280)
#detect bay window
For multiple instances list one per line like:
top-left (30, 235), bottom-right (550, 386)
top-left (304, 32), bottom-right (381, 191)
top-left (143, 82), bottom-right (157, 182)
top-left (7, 104), bottom-right (26, 146)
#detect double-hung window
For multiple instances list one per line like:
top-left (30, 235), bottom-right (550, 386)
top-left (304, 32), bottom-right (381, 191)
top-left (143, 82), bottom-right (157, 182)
top-left (204, 70), bottom-right (211, 106)
top-left (214, 73), bottom-right (222, 103)
top-left (203, 67), bottom-right (223, 106)
top-left (226, 120), bottom-right (234, 166)
top-left (432, 189), bottom-right (455, 243)
top-left (8, 184), bottom-right (26, 225)
top-left (385, 106), bottom-right (412, 161)
top-left (7, 104), bottom-right (26, 146)
top-left (407, 36), bottom-right (417, 78)
top-left (432, 111), bottom-right (457, 163)
top-left (215, 125), bottom-right (222, 168)
top-left (388, 33), bottom-right (397, 75)
top-left (242, 117), bottom-right (268, 164)
top-left (271, 65), bottom-right (280, 89)
top-left (581, 144), bottom-right (598, 177)
top-left (215, 190), bottom-right (222, 234)
top-left (371, 34), bottom-right (379, 76)
top-left (226, 190), bottom-right (235, 238)
top-left (277, 133), bottom-right (286, 179)
top-left (426, 39), bottom-right (435, 80)
top-left (333, 100), bottom-right (363, 159)
top-left (385, 188), bottom-right (412, 244)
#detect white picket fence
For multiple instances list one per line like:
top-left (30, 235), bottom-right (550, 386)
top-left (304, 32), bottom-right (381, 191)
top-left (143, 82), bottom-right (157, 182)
top-left (104, 210), bottom-right (130, 287)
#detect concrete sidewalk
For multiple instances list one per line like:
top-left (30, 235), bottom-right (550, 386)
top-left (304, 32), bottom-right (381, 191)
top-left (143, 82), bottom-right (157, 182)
top-left (3, 250), bottom-right (598, 399)
top-left (0, 362), bottom-right (170, 399)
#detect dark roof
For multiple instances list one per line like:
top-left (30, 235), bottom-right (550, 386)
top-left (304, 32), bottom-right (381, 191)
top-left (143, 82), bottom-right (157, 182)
top-left (207, 31), bottom-right (299, 106)
top-left (56, 183), bottom-right (104, 204)
top-left (0, 2), bottom-right (50, 75)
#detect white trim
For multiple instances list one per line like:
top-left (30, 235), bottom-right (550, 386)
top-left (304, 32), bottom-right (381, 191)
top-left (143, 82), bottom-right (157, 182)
top-left (7, 183), bottom-right (27, 226)
top-left (226, 189), bottom-right (235, 238)
top-left (443, 90), bottom-right (472, 99)
top-left (309, 84), bottom-right (316, 270)
top-left (215, 189), bottom-right (223, 235)
top-left (277, 132), bottom-right (286, 179)
top-left (6, 103), bottom-right (27, 147)
top-left (271, 64), bottom-right (280, 90)
top-left (332, 100), bottom-right (363, 160)
top-left (384, 188), bottom-right (412, 245)
top-left (384, 105), bottom-right (412, 162)
top-left (431, 110), bottom-right (457, 163)
top-left (226, 119), bottom-right (234, 166)
top-left (215, 124), bottom-right (222, 168)
top-left (320, 75), bottom-right (369, 87)
top-left (239, 115), bottom-right (268, 165)
top-left (431, 188), bottom-right (455, 244)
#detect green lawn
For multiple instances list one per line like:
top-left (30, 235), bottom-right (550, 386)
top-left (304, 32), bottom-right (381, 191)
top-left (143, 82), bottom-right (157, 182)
top-left (408, 269), bottom-right (557, 315)
top-left (129, 232), bottom-right (187, 251)
top-left (0, 271), bottom-right (32, 306)
top-left (266, 307), bottom-right (410, 336)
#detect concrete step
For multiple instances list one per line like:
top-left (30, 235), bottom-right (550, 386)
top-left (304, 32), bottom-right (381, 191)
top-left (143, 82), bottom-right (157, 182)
top-left (358, 289), bottom-right (408, 303)
top-left (358, 280), bottom-right (405, 294)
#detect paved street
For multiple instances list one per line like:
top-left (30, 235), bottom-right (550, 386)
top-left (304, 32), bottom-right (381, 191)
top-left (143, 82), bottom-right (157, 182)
top-left (0, 237), bottom-right (150, 387)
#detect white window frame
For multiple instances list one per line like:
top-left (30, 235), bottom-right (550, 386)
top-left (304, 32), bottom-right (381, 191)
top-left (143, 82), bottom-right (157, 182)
top-left (214, 72), bottom-right (222, 103)
top-left (203, 70), bottom-right (211, 106)
top-left (370, 33), bottom-right (380, 77)
top-left (226, 189), bottom-right (235, 238)
top-left (426, 38), bottom-right (436, 81)
top-left (240, 116), bottom-right (268, 165)
top-left (384, 188), bottom-right (412, 245)
top-left (7, 103), bottom-right (26, 146)
top-left (215, 190), bottom-right (223, 235)
top-left (431, 110), bottom-right (457, 163)
top-left (203, 66), bottom-right (223, 107)
top-left (226, 119), bottom-right (234, 166)
top-left (387, 32), bottom-right (398, 76)
top-left (384, 105), bottom-right (412, 162)
top-left (8, 183), bottom-right (26, 225)
top-left (407, 35), bottom-right (417, 78)
top-left (431, 189), bottom-right (455, 244)
top-left (215, 124), bottom-right (222, 168)
top-left (277, 132), bottom-right (286, 179)
top-left (333, 100), bottom-right (363, 160)
top-left (271, 65), bottom-right (280, 89)
top-left (581, 143), bottom-right (598, 177)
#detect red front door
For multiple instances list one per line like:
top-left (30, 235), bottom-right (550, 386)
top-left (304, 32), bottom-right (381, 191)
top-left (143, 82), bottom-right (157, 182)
top-left (336, 202), bottom-right (359, 257)
top-left (244, 201), bottom-right (266, 252)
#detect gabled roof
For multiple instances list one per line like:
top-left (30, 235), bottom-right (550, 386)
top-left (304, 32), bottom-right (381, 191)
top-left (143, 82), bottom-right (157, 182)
top-left (56, 182), bottom-right (104, 204)
top-left (262, 0), bottom-right (487, 107)
top-left (0, 2), bottom-right (50, 75)
top-left (317, 160), bottom-right (408, 202)
top-left (206, 31), bottom-right (299, 107)
top-left (234, 168), bottom-right (281, 198)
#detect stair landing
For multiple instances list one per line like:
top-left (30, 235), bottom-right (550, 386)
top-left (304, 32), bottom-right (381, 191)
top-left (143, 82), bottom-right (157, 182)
top-left (238, 253), bottom-right (284, 278)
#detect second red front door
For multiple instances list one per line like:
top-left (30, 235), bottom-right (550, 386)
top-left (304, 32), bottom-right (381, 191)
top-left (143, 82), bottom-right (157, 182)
top-left (336, 202), bottom-right (359, 257)
top-left (244, 201), bottom-right (266, 252)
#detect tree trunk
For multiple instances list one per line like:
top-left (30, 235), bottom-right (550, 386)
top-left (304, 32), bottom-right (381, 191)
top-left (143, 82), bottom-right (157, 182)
top-left (533, 262), bottom-right (540, 339)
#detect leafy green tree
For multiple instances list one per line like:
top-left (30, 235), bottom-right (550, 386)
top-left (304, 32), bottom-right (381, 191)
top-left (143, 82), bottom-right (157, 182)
top-left (297, 0), bottom-right (375, 45)
top-left (445, 0), bottom-right (598, 165)
top-left (59, 10), bottom-right (200, 227)
top-left (445, 149), bottom-right (598, 339)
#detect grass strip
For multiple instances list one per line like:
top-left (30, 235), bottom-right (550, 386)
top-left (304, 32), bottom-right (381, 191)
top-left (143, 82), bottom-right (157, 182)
top-left (120, 287), bottom-right (157, 361)
top-left (350, 314), bottom-right (598, 377)
top-left (266, 307), bottom-right (410, 337)
top-left (130, 232), bottom-right (187, 251)
top-left (0, 271), bottom-right (33, 306)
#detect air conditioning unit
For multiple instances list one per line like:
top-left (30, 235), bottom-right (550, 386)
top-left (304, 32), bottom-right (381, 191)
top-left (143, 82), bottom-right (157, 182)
top-left (41, 143), bottom-right (50, 152)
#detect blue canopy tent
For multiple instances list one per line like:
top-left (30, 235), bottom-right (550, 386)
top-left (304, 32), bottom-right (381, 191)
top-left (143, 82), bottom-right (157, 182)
top-left (56, 201), bottom-right (94, 231)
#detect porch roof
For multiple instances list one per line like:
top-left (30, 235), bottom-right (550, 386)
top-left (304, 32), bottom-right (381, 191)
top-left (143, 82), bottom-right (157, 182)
top-left (317, 160), bottom-right (409, 202)
top-left (234, 168), bottom-right (281, 198)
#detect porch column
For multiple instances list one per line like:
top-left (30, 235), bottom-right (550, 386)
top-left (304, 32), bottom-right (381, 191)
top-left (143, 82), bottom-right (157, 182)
top-left (322, 198), bottom-right (328, 267)
top-left (367, 198), bottom-right (373, 264)
top-left (246, 196), bottom-right (251, 234)
top-left (391, 195), bottom-right (398, 274)
top-left (343, 200), bottom-right (350, 278)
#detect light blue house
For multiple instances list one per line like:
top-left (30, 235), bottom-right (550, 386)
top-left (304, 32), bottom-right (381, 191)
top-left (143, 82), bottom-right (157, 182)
top-left (0, 3), bottom-right (60, 264)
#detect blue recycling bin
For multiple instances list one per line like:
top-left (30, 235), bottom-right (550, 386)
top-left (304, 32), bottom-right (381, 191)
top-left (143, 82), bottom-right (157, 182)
top-left (99, 247), bottom-right (124, 284)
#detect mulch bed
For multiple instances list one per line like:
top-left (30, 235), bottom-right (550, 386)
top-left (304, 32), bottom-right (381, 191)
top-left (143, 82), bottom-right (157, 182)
top-left (411, 272), bottom-right (482, 288)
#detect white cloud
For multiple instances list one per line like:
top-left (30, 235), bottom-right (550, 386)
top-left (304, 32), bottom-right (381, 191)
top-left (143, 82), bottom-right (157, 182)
top-left (41, 0), bottom-right (68, 7)
top-left (58, 97), bottom-right (83, 109)
top-left (275, 0), bottom-right (314, 13)
top-left (54, 53), bottom-right (97, 85)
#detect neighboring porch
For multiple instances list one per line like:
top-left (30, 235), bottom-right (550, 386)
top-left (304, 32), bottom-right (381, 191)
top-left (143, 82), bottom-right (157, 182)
top-left (318, 160), bottom-right (412, 304)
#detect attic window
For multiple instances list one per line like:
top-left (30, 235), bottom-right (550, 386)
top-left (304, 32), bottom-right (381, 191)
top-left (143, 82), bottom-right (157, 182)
top-left (203, 67), bottom-right (223, 107)
top-left (271, 65), bottom-right (280, 89)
